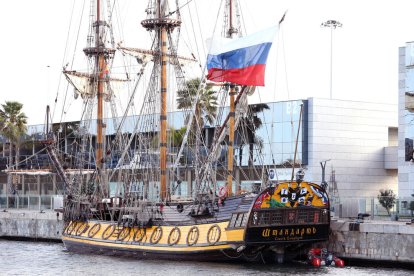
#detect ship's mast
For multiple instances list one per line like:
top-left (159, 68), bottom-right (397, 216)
top-left (159, 2), bottom-right (168, 201)
top-left (226, 0), bottom-right (237, 196)
top-left (96, 0), bottom-right (104, 172)
top-left (83, 0), bottom-right (115, 194)
top-left (141, 0), bottom-right (180, 201)
top-left (226, 84), bottom-right (236, 196)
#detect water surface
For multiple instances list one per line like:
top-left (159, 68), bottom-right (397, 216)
top-left (0, 240), bottom-right (412, 275)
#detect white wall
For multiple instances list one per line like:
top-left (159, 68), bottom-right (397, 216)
top-left (305, 98), bottom-right (398, 198)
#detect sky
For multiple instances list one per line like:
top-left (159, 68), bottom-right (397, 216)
top-left (0, 0), bottom-right (413, 125)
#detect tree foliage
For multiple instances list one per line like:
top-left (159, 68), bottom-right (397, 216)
top-left (0, 101), bottom-right (27, 141)
top-left (176, 78), bottom-right (217, 127)
top-left (377, 189), bottom-right (396, 216)
top-left (237, 103), bottom-right (270, 166)
top-left (0, 101), bottom-right (28, 168)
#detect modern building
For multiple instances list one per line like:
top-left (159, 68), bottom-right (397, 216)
top-left (306, 98), bottom-right (397, 198)
top-left (399, 42), bottom-right (414, 198)
top-left (0, 97), bottom-right (398, 216)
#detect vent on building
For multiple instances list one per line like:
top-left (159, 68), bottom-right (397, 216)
top-left (405, 92), bottom-right (414, 112)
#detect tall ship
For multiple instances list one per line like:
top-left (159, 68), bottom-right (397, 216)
top-left (40, 0), bottom-right (330, 262)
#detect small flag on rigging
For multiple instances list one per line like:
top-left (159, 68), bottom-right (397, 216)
top-left (206, 25), bottom-right (278, 86)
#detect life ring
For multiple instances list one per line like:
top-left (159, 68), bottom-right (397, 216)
top-left (218, 186), bottom-right (228, 198)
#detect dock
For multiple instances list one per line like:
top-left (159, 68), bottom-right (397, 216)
top-left (0, 209), bottom-right (63, 241)
top-left (330, 218), bottom-right (414, 264)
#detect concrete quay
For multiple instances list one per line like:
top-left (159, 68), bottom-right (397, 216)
top-left (329, 218), bottom-right (414, 264)
top-left (0, 209), bottom-right (63, 241)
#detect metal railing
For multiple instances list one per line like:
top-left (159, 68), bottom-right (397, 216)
top-left (0, 195), bottom-right (63, 210)
top-left (333, 196), bottom-right (414, 220)
top-left (2, 193), bottom-right (413, 221)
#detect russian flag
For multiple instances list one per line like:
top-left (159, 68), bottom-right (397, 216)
top-left (206, 26), bottom-right (278, 87)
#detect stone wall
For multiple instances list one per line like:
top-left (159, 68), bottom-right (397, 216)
top-left (330, 219), bottom-right (414, 263)
top-left (0, 210), bottom-right (63, 241)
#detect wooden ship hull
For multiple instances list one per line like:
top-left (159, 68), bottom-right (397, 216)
top-left (61, 181), bottom-right (330, 262)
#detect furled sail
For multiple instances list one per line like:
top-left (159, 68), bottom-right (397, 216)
top-left (63, 70), bottom-right (128, 101)
top-left (118, 46), bottom-right (197, 66)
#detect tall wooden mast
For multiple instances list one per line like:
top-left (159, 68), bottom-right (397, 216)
top-left (96, 0), bottom-right (104, 171)
top-left (226, 0), bottom-right (237, 196)
top-left (142, 0), bottom-right (181, 201)
top-left (159, 2), bottom-right (168, 201)
top-left (226, 84), bottom-right (236, 196)
top-left (83, 0), bottom-right (115, 194)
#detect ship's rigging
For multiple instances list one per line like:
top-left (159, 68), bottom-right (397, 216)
top-left (14, 0), bottom-right (333, 263)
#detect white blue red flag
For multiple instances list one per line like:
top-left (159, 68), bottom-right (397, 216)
top-left (206, 26), bottom-right (277, 86)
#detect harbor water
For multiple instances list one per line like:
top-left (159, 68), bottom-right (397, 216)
top-left (0, 240), bottom-right (413, 275)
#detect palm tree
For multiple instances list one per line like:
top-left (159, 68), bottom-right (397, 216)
top-left (0, 101), bottom-right (28, 169)
top-left (237, 103), bottom-right (270, 167)
top-left (176, 78), bottom-right (218, 128)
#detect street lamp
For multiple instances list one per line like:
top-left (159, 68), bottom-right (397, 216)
top-left (321, 20), bottom-right (342, 99)
top-left (320, 159), bottom-right (331, 190)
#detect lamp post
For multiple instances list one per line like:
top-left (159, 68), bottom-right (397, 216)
top-left (321, 20), bottom-right (342, 99)
top-left (320, 159), bottom-right (331, 190)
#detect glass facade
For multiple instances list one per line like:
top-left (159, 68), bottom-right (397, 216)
top-left (235, 100), bottom-right (307, 166)
top-left (1, 99), bottom-right (308, 199)
top-left (26, 100), bottom-right (307, 169)
top-left (24, 99), bottom-right (307, 168)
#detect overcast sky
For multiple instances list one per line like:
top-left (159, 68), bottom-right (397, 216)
top-left (0, 0), bottom-right (413, 125)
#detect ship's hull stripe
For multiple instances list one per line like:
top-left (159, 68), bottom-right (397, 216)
top-left (63, 236), bottom-right (233, 252)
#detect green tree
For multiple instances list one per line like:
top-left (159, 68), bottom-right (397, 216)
top-left (150, 127), bottom-right (186, 150)
top-left (176, 78), bottom-right (217, 128)
top-left (0, 101), bottom-right (28, 169)
top-left (170, 127), bottom-right (186, 148)
top-left (377, 189), bottom-right (396, 216)
top-left (237, 103), bottom-right (270, 167)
